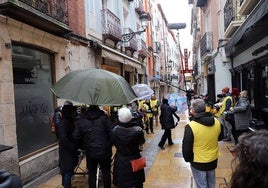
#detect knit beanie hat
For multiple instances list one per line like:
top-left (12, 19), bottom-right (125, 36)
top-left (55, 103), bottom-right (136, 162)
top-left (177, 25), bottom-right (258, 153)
top-left (222, 87), bottom-right (230, 93)
top-left (231, 88), bottom-right (240, 97)
top-left (118, 107), bottom-right (133, 123)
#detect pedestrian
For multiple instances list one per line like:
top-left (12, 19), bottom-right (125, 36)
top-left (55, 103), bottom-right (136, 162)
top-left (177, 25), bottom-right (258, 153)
top-left (56, 101), bottom-right (79, 188)
top-left (201, 93), bottom-right (213, 113)
top-left (128, 101), bottom-right (144, 129)
top-left (158, 98), bottom-right (180, 150)
top-left (229, 90), bottom-right (252, 144)
top-left (182, 99), bottom-right (223, 188)
top-left (214, 87), bottom-right (233, 142)
top-left (143, 99), bottom-right (154, 134)
top-left (0, 169), bottom-right (22, 188)
top-left (111, 107), bottom-right (146, 188)
top-left (228, 129), bottom-right (268, 188)
top-left (150, 94), bottom-right (160, 125)
top-left (73, 105), bottom-right (114, 188)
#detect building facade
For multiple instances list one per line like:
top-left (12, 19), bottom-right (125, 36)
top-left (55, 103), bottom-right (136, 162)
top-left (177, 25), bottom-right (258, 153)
top-left (0, 0), bottom-right (152, 186)
top-left (191, 0), bottom-right (268, 125)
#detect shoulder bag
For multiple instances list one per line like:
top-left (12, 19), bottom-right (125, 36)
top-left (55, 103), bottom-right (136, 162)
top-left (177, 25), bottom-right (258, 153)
top-left (130, 157), bottom-right (146, 172)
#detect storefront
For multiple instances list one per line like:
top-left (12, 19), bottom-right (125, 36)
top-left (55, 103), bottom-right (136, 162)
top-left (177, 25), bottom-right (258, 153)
top-left (225, 0), bottom-right (268, 126)
top-left (0, 17), bottom-right (95, 185)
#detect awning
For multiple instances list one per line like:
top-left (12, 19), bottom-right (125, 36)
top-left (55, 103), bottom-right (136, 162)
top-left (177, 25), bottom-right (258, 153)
top-left (102, 50), bottom-right (124, 62)
top-left (101, 44), bottom-right (142, 69)
top-left (225, 0), bottom-right (268, 53)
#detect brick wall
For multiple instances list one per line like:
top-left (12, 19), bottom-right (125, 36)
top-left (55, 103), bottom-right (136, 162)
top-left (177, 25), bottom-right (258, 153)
top-left (68, 0), bottom-right (86, 37)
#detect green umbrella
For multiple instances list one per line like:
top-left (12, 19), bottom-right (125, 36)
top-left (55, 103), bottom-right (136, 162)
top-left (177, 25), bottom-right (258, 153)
top-left (51, 68), bottom-right (137, 106)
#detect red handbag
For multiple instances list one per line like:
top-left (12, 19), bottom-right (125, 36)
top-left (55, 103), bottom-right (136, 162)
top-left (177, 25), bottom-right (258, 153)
top-left (130, 157), bottom-right (146, 172)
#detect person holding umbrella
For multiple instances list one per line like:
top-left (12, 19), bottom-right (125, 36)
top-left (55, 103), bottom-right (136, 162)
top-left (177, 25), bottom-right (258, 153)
top-left (73, 105), bottom-right (114, 188)
top-left (158, 98), bottom-right (180, 149)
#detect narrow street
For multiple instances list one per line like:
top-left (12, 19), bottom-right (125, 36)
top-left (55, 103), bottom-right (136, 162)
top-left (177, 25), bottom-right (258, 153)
top-left (38, 111), bottom-right (234, 188)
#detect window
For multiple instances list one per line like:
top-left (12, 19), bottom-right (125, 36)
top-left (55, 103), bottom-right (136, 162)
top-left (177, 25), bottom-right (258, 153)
top-left (246, 68), bottom-right (255, 107)
top-left (262, 65), bottom-right (268, 108)
top-left (12, 45), bottom-right (56, 157)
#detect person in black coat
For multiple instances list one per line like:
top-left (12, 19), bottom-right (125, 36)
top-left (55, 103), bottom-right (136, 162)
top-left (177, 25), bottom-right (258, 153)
top-left (0, 169), bottom-right (22, 188)
top-left (73, 105), bottom-right (114, 188)
top-left (111, 107), bottom-right (146, 188)
top-left (56, 101), bottom-right (79, 188)
top-left (158, 98), bottom-right (180, 149)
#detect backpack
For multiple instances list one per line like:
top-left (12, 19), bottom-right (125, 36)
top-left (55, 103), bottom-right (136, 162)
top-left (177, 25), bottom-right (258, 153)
top-left (49, 106), bottom-right (62, 134)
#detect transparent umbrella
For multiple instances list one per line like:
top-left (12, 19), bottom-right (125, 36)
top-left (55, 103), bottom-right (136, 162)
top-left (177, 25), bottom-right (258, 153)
top-left (165, 93), bottom-right (188, 114)
top-left (132, 84), bottom-right (154, 100)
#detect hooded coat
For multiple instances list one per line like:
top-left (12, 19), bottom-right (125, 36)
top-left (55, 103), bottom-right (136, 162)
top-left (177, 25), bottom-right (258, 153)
top-left (57, 105), bottom-right (79, 171)
top-left (233, 97), bottom-right (252, 130)
top-left (159, 100), bottom-right (179, 130)
top-left (72, 106), bottom-right (113, 159)
top-left (111, 120), bottom-right (145, 188)
top-left (182, 112), bottom-right (224, 171)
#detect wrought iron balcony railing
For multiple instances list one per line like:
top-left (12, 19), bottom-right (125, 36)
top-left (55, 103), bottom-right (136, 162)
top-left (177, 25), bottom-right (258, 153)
top-left (0, 0), bottom-right (71, 35)
top-left (200, 32), bottom-right (213, 59)
top-left (21, 0), bottom-right (68, 24)
top-left (138, 38), bottom-right (147, 58)
top-left (101, 9), bottom-right (122, 43)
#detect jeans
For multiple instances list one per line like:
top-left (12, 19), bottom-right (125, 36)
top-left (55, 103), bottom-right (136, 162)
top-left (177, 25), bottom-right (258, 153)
top-left (190, 165), bottom-right (215, 188)
top-left (217, 116), bottom-right (232, 139)
top-left (223, 119), bottom-right (232, 139)
top-left (61, 170), bottom-right (73, 188)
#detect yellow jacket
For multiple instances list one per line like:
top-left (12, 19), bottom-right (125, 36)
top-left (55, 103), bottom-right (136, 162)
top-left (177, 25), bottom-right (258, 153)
top-left (150, 99), bottom-right (159, 112)
top-left (142, 103), bottom-right (153, 118)
top-left (214, 96), bottom-right (233, 117)
top-left (138, 100), bottom-right (145, 111)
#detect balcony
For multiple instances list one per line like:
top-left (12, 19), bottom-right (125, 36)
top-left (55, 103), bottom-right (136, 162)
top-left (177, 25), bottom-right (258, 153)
top-left (123, 27), bottom-right (138, 52)
top-left (224, 0), bottom-right (243, 38)
top-left (153, 41), bottom-right (161, 54)
top-left (224, 19), bottom-right (243, 38)
top-left (101, 9), bottom-right (122, 43)
top-left (137, 38), bottom-right (147, 58)
top-left (134, 0), bottom-right (144, 15)
top-left (238, 0), bottom-right (261, 16)
top-left (0, 0), bottom-right (71, 36)
top-left (200, 32), bottom-right (213, 61)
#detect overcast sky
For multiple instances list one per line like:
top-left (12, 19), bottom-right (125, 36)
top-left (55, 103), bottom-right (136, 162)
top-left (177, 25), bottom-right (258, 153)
top-left (158, 0), bottom-right (193, 51)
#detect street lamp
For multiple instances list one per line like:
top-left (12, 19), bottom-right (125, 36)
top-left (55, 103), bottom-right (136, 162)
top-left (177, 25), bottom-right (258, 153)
top-left (167, 22), bottom-right (187, 91)
top-left (121, 13), bottom-right (149, 42)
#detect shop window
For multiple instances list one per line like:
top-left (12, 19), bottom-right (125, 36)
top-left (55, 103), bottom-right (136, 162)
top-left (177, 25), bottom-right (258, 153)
top-left (12, 45), bottom-right (56, 158)
top-left (248, 68), bottom-right (255, 106)
top-left (262, 65), bottom-right (268, 108)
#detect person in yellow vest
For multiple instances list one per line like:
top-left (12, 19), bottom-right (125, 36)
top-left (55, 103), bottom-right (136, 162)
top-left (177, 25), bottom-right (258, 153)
top-left (201, 93), bottom-right (215, 113)
top-left (137, 99), bottom-right (146, 130)
top-left (214, 87), bottom-right (233, 142)
top-left (210, 94), bottom-right (224, 115)
top-left (143, 99), bottom-right (154, 134)
top-left (182, 99), bottom-right (223, 188)
top-left (150, 94), bottom-right (160, 125)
